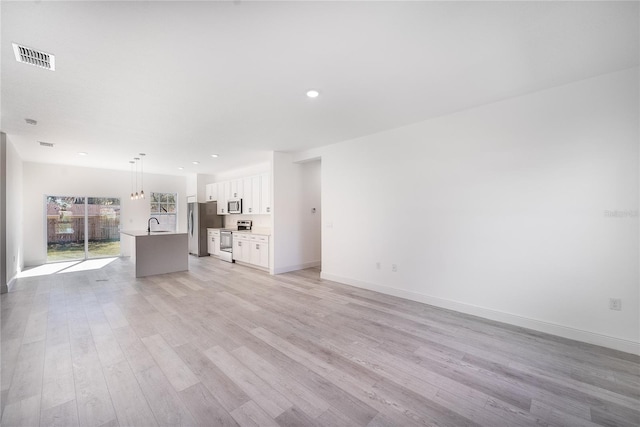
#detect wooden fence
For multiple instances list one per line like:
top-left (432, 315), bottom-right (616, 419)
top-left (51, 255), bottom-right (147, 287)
top-left (47, 216), bottom-right (120, 244)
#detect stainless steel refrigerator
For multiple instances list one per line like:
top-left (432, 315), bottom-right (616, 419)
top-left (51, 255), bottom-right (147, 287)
top-left (188, 202), bottom-right (223, 256)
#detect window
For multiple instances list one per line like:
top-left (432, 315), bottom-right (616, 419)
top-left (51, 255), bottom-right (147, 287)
top-left (150, 192), bottom-right (177, 231)
top-left (46, 195), bottom-right (121, 262)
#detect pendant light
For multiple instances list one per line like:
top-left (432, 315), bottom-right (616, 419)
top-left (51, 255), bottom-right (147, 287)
top-left (129, 160), bottom-right (135, 200)
top-left (139, 153), bottom-right (145, 199)
top-left (134, 157), bottom-right (140, 199)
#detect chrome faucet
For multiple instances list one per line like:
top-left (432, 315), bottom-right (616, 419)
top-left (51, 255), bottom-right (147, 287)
top-left (147, 217), bottom-right (160, 233)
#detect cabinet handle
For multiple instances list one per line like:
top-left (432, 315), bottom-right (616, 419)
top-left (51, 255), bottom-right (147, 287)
top-left (249, 208), bottom-right (252, 213)
top-left (238, 241), bottom-right (242, 246)
top-left (256, 244), bottom-right (259, 249)
top-left (266, 207), bottom-right (270, 213)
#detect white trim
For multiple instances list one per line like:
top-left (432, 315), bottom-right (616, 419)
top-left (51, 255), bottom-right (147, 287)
top-left (6, 275), bottom-right (17, 292)
top-left (274, 260), bottom-right (321, 275)
top-left (320, 272), bottom-right (640, 356)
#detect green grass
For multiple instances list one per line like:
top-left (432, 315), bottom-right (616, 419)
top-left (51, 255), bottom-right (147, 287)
top-left (47, 241), bottom-right (121, 262)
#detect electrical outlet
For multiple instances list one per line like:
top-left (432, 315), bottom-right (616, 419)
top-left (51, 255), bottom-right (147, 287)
top-left (392, 264), bottom-right (398, 272)
top-left (376, 262), bottom-right (381, 270)
top-left (609, 298), bottom-right (622, 311)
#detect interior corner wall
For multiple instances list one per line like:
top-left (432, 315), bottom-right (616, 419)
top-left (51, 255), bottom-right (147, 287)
top-left (317, 68), bottom-right (639, 354)
top-left (1, 133), bottom-right (7, 293)
top-left (272, 152), bottom-right (321, 274)
top-left (1, 133), bottom-right (24, 292)
top-left (22, 162), bottom-right (187, 267)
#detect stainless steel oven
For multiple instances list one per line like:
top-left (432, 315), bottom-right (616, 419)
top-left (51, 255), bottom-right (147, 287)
top-left (219, 230), bottom-right (234, 262)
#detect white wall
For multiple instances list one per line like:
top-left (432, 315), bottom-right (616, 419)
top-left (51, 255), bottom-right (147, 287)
top-left (186, 173), bottom-right (217, 202)
top-left (272, 153), bottom-right (322, 274)
top-left (298, 68), bottom-right (639, 354)
top-left (212, 162), bottom-right (270, 183)
top-left (300, 160), bottom-right (321, 267)
top-left (1, 134), bottom-right (24, 291)
top-left (22, 162), bottom-right (187, 266)
top-left (1, 134), bottom-right (6, 292)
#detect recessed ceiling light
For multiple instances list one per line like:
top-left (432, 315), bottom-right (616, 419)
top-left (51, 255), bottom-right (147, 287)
top-left (306, 89), bottom-right (320, 98)
top-left (38, 141), bottom-right (54, 147)
top-left (192, 161), bottom-right (200, 165)
top-left (178, 167), bottom-right (184, 170)
top-left (26, 118), bottom-right (37, 125)
top-left (211, 154), bottom-right (219, 158)
top-left (77, 152), bottom-right (88, 156)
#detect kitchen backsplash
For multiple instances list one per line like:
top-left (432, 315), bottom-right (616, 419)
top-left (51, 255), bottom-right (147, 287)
top-left (224, 214), bottom-right (271, 229)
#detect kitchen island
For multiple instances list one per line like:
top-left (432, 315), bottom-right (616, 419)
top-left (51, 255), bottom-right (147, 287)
top-left (120, 230), bottom-right (188, 278)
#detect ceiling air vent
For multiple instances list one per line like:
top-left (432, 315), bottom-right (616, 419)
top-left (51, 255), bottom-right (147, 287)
top-left (39, 141), bottom-right (55, 147)
top-left (12, 43), bottom-right (55, 71)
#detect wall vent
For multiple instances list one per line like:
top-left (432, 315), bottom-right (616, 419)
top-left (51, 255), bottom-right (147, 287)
top-left (12, 43), bottom-right (55, 71)
top-left (38, 141), bottom-right (55, 147)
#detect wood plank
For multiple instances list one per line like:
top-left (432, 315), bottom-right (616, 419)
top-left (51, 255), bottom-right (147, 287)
top-left (101, 301), bottom-right (130, 329)
top-left (6, 340), bottom-right (46, 405)
top-left (22, 310), bottom-right (48, 344)
top-left (141, 333), bottom-right (199, 392)
top-left (174, 342), bottom-right (250, 412)
top-left (180, 382), bottom-right (239, 427)
top-left (102, 359), bottom-right (158, 427)
top-left (134, 365), bottom-right (197, 426)
top-left (0, 338), bottom-right (22, 394)
top-left (0, 394), bottom-right (40, 427)
top-left (250, 327), bottom-right (335, 377)
top-left (41, 342), bottom-right (76, 410)
top-left (204, 345), bottom-right (292, 418)
top-left (40, 398), bottom-right (80, 427)
top-left (112, 325), bottom-right (157, 374)
top-left (231, 346), bottom-right (330, 418)
top-left (1, 257), bottom-right (638, 427)
top-left (70, 336), bottom-right (118, 427)
top-left (230, 400), bottom-right (279, 427)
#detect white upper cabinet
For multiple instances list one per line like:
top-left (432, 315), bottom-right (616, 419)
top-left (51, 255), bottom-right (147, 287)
top-left (229, 179), bottom-right (243, 199)
top-left (260, 173), bottom-right (271, 214)
top-left (216, 181), bottom-right (229, 215)
top-left (242, 176), bottom-right (254, 214)
top-left (207, 171), bottom-right (271, 215)
top-left (205, 183), bottom-right (217, 202)
top-left (251, 176), bottom-right (261, 213)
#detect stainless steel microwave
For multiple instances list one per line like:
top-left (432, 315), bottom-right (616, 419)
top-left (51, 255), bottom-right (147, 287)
top-left (228, 199), bottom-right (242, 214)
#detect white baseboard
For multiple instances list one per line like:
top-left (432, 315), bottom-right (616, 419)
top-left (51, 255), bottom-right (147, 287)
top-left (273, 260), bottom-right (321, 275)
top-left (320, 272), bottom-right (640, 356)
top-left (6, 274), bottom-right (17, 293)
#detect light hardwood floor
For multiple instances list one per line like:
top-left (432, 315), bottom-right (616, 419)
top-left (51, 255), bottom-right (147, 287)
top-left (1, 256), bottom-right (639, 427)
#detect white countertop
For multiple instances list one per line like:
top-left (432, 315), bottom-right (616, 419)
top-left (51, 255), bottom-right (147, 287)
top-left (206, 227), bottom-right (271, 236)
top-left (120, 230), bottom-right (187, 237)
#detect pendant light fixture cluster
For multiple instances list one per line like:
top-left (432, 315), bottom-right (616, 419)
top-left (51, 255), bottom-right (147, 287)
top-left (129, 153), bottom-right (146, 200)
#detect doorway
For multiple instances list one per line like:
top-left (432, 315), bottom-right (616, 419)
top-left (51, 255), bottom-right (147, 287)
top-left (300, 159), bottom-right (321, 269)
top-left (46, 195), bottom-right (121, 262)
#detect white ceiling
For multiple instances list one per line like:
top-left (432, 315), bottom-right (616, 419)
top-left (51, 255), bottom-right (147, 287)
top-left (2, 1), bottom-right (638, 176)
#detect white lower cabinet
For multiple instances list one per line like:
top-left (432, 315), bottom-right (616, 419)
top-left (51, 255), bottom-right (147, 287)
top-left (250, 235), bottom-right (269, 268)
top-left (207, 229), bottom-right (220, 256)
top-left (232, 233), bottom-right (269, 269)
top-left (232, 234), bottom-right (251, 263)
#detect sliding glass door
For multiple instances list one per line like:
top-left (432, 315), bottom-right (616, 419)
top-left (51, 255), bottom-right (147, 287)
top-left (87, 197), bottom-right (121, 258)
top-left (46, 195), bottom-right (121, 262)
